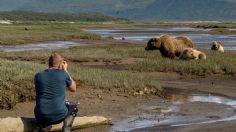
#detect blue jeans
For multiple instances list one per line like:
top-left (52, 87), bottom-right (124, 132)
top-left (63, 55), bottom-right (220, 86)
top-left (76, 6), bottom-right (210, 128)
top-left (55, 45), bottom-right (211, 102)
top-left (38, 101), bottom-right (78, 132)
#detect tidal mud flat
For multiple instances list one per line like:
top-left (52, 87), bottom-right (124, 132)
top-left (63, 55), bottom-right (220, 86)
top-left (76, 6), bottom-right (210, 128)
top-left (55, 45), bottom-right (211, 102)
top-left (0, 25), bottom-right (235, 132)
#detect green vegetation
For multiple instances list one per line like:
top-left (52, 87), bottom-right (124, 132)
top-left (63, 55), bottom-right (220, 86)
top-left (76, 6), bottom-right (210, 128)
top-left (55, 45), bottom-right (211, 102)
top-left (0, 11), bottom-right (127, 22)
top-left (104, 46), bottom-right (236, 75)
top-left (0, 22), bottom-right (102, 45)
top-left (0, 46), bottom-right (162, 109)
top-left (127, 51), bottom-right (236, 76)
top-left (0, 59), bottom-right (43, 109)
top-left (70, 67), bottom-right (159, 93)
top-left (0, 43), bottom-right (236, 109)
top-left (1, 45), bottom-right (236, 76)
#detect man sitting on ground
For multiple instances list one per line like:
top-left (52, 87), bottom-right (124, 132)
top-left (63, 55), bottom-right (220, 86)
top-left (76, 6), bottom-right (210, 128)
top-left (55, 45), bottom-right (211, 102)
top-left (34, 53), bottom-right (77, 132)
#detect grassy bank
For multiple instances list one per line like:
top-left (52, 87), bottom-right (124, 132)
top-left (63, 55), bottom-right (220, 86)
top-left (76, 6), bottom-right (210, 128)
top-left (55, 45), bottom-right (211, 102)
top-left (0, 22), bottom-right (101, 45)
top-left (0, 59), bottom-right (44, 109)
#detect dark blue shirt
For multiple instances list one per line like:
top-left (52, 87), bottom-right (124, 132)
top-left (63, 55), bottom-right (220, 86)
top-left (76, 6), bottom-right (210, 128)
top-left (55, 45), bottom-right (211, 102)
top-left (34, 69), bottom-right (72, 125)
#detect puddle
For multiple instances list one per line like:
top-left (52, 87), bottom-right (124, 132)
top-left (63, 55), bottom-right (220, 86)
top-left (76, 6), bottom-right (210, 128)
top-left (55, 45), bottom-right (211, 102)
top-left (0, 41), bottom-right (84, 52)
top-left (111, 87), bottom-right (236, 131)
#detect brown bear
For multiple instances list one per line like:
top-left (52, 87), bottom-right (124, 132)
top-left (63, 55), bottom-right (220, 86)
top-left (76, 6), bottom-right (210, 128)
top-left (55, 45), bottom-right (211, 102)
top-left (211, 41), bottom-right (224, 53)
top-left (145, 34), bottom-right (193, 59)
top-left (180, 48), bottom-right (206, 60)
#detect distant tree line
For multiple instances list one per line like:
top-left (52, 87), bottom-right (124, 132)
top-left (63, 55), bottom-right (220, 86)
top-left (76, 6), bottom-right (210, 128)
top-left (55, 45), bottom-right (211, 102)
top-left (0, 11), bottom-right (128, 22)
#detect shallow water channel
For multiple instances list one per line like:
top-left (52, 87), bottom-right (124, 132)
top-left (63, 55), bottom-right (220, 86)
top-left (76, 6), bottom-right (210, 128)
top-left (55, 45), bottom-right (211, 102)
top-left (110, 87), bottom-right (236, 131)
top-left (85, 27), bottom-right (236, 50)
top-left (0, 41), bottom-right (83, 52)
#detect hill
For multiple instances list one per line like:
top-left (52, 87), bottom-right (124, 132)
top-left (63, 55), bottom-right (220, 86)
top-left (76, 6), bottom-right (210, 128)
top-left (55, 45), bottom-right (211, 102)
top-left (0, 11), bottom-right (125, 22)
top-left (115, 0), bottom-right (236, 21)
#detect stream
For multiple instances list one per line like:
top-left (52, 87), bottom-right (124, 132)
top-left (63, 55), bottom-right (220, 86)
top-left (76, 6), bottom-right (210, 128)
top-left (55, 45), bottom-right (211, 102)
top-left (85, 27), bottom-right (236, 50)
top-left (111, 87), bottom-right (236, 131)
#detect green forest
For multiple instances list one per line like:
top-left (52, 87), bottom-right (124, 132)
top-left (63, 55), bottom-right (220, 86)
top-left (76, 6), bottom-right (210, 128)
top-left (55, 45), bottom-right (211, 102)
top-left (0, 11), bottom-right (126, 22)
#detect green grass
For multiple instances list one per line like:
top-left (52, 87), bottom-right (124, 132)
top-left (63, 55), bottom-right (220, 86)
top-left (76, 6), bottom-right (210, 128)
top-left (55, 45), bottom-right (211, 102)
top-left (0, 43), bottom-right (235, 109)
top-left (79, 45), bottom-right (236, 75)
top-left (0, 59), bottom-right (44, 109)
top-left (0, 45), bottom-right (235, 76)
top-left (0, 22), bottom-right (101, 45)
top-left (70, 66), bottom-right (160, 93)
top-left (126, 49), bottom-right (236, 76)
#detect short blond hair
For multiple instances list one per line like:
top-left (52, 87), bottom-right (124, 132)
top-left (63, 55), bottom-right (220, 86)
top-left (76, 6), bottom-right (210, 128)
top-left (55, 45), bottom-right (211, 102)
top-left (48, 53), bottom-right (64, 67)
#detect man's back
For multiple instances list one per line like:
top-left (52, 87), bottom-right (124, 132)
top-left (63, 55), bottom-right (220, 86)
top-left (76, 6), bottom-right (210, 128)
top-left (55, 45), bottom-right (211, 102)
top-left (34, 69), bottom-right (72, 125)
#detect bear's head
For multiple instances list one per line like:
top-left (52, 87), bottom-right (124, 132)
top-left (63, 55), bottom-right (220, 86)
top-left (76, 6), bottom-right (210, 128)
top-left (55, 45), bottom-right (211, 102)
top-left (145, 37), bottom-right (161, 50)
top-left (182, 48), bottom-right (196, 60)
top-left (211, 41), bottom-right (221, 50)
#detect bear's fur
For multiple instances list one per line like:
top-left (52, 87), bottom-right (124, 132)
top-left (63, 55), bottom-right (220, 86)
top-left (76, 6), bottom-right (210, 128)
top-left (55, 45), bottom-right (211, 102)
top-left (180, 48), bottom-right (206, 60)
top-left (211, 41), bottom-right (224, 53)
top-left (145, 34), bottom-right (193, 59)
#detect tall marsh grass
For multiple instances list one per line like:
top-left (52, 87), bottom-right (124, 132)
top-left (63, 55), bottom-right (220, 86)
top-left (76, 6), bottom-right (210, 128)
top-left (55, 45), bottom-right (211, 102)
top-left (0, 57), bottom-right (161, 109)
top-left (70, 66), bottom-right (160, 92)
top-left (0, 59), bottom-right (44, 109)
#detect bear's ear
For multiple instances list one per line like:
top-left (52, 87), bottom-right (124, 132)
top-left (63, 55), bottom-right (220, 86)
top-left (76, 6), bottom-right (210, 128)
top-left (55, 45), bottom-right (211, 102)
top-left (216, 41), bottom-right (221, 44)
top-left (154, 38), bottom-right (159, 42)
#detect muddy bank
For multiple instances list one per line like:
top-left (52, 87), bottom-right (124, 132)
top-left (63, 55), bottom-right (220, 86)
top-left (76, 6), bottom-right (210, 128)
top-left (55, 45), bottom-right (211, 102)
top-left (1, 74), bottom-right (236, 132)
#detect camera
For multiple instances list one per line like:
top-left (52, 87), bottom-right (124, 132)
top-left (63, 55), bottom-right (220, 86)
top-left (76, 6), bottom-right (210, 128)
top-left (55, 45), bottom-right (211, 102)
top-left (62, 61), bottom-right (67, 65)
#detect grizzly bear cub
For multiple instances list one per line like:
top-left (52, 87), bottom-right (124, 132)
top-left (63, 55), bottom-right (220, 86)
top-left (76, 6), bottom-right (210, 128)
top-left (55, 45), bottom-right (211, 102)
top-left (180, 48), bottom-right (206, 60)
top-left (211, 41), bottom-right (224, 53)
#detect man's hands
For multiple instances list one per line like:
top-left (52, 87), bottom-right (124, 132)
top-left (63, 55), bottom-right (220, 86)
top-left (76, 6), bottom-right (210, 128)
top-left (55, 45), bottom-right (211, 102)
top-left (59, 61), bottom-right (77, 92)
top-left (62, 61), bottom-right (68, 72)
top-left (59, 61), bottom-right (68, 72)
